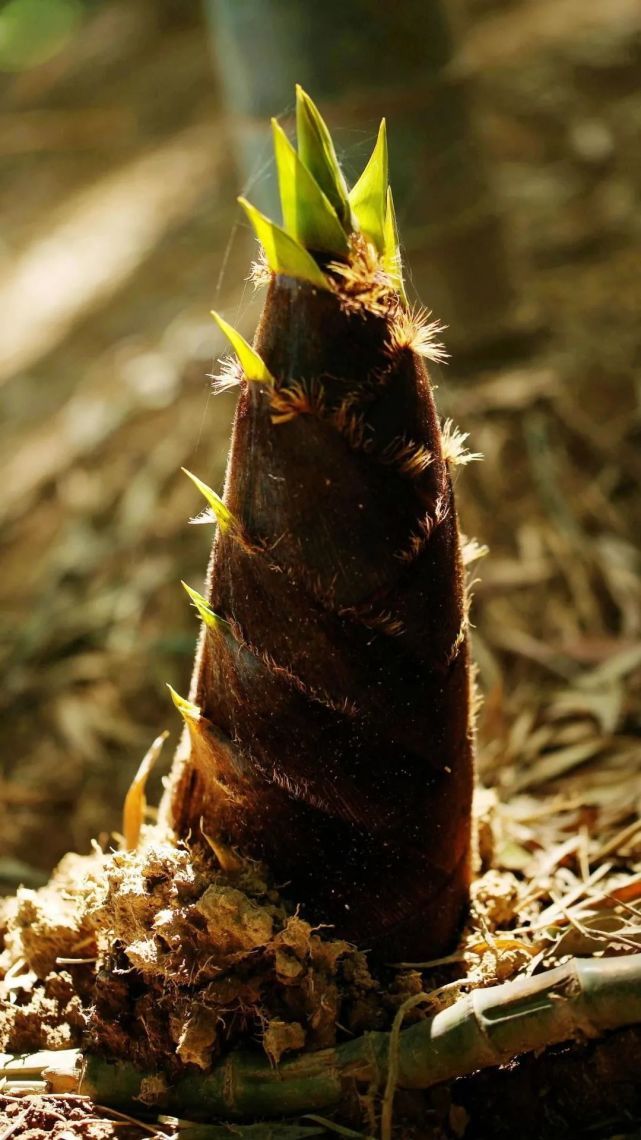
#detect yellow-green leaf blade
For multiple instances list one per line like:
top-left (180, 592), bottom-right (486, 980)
top-left (348, 119), bottom-right (388, 253)
top-left (272, 119), bottom-right (348, 256)
top-left (383, 186), bottom-right (408, 304)
top-left (166, 683), bottom-right (201, 723)
top-left (238, 197), bottom-right (330, 290)
top-left (181, 581), bottom-right (228, 632)
top-left (181, 467), bottom-right (236, 533)
top-left (210, 310), bottom-right (274, 385)
top-left (295, 85), bottom-right (351, 230)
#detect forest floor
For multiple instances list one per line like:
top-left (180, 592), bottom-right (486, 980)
top-left (1, 0), bottom-right (641, 1136)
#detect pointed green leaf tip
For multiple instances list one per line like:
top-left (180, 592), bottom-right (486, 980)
top-left (272, 118), bottom-right (348, 256)
top-left (238, 197), bottom-right (330, 290)
top-left (181, 467), bottom-right (236, 532)
top-left (349, 119), bottom-right (388, 254)
top-left (383, 186), bottom-right (407, 303)
top-left (210, 310), bottom-right (274, 384)
top-left (181, 581), bottom-right (228, 632)
top-left (295, 86), bottom-right (351, 230)
top-left (167, 683), bottom-right (200, 722)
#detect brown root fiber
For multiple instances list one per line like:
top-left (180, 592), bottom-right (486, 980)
top-left (166, 275), bottom-right (474, 964)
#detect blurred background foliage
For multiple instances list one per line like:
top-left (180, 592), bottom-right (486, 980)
top-left (1, 0), bottom-right (640, 883)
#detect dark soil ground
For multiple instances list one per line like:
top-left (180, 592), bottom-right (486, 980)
top-left (0, 1094), bottom-right (147, 1140)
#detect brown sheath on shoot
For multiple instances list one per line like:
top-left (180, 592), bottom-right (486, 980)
top-left (165, 89), bottom-right (477, 961)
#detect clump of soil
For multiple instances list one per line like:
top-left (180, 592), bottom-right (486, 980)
top-left (0, 970), bottom-right (86, 1053)
top-left (86, 831), bottom-right (387, 1074)
top-left (0, 849), bottom-right (103, 1051)
top-left (0, 848), bottom-right (103, 974)
top-left (1, 828), bottom-right (396, 1074)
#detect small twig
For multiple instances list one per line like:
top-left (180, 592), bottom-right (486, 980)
top-left (389, 951), bottom-right (466, 969)
top-left (303, 1115), bottom-right (373, 1138)
top-left (2, 959), bottom-right (26, 982)
top-left (55, 957), bottom-right (98, 966)
top-left (578, 826), bottom-right (591, 883)
top-left (0, 1113), bottom-right (27, 1140)
top-left (506, 863), bottom-right (613, 935)
top-left (554, 906), bottom-right (641, 953)
top-left (536, 835), bottom-right (582, 879)
top-left (596, 818), bottom-right (641, 863)
top-left (95, 1104), bottom-right (167, 1134)
top-left (537, 863), bottom-right (612, 925)
top-left (596, 893), bottom-right (641, 920)
top-left (381, 992), bottom-right (432, 1140)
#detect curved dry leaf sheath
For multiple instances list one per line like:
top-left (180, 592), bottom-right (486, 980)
top-left (165, 91), bottom-right (475, 961)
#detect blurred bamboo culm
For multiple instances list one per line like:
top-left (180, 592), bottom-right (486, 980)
top-left (207, 0), bottom-right (520, 356)
top-left (164, 90), bottom-right (475, 961)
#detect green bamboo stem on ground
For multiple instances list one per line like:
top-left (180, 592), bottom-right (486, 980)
top-left (75, 954), bottom-right (641, 1120)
